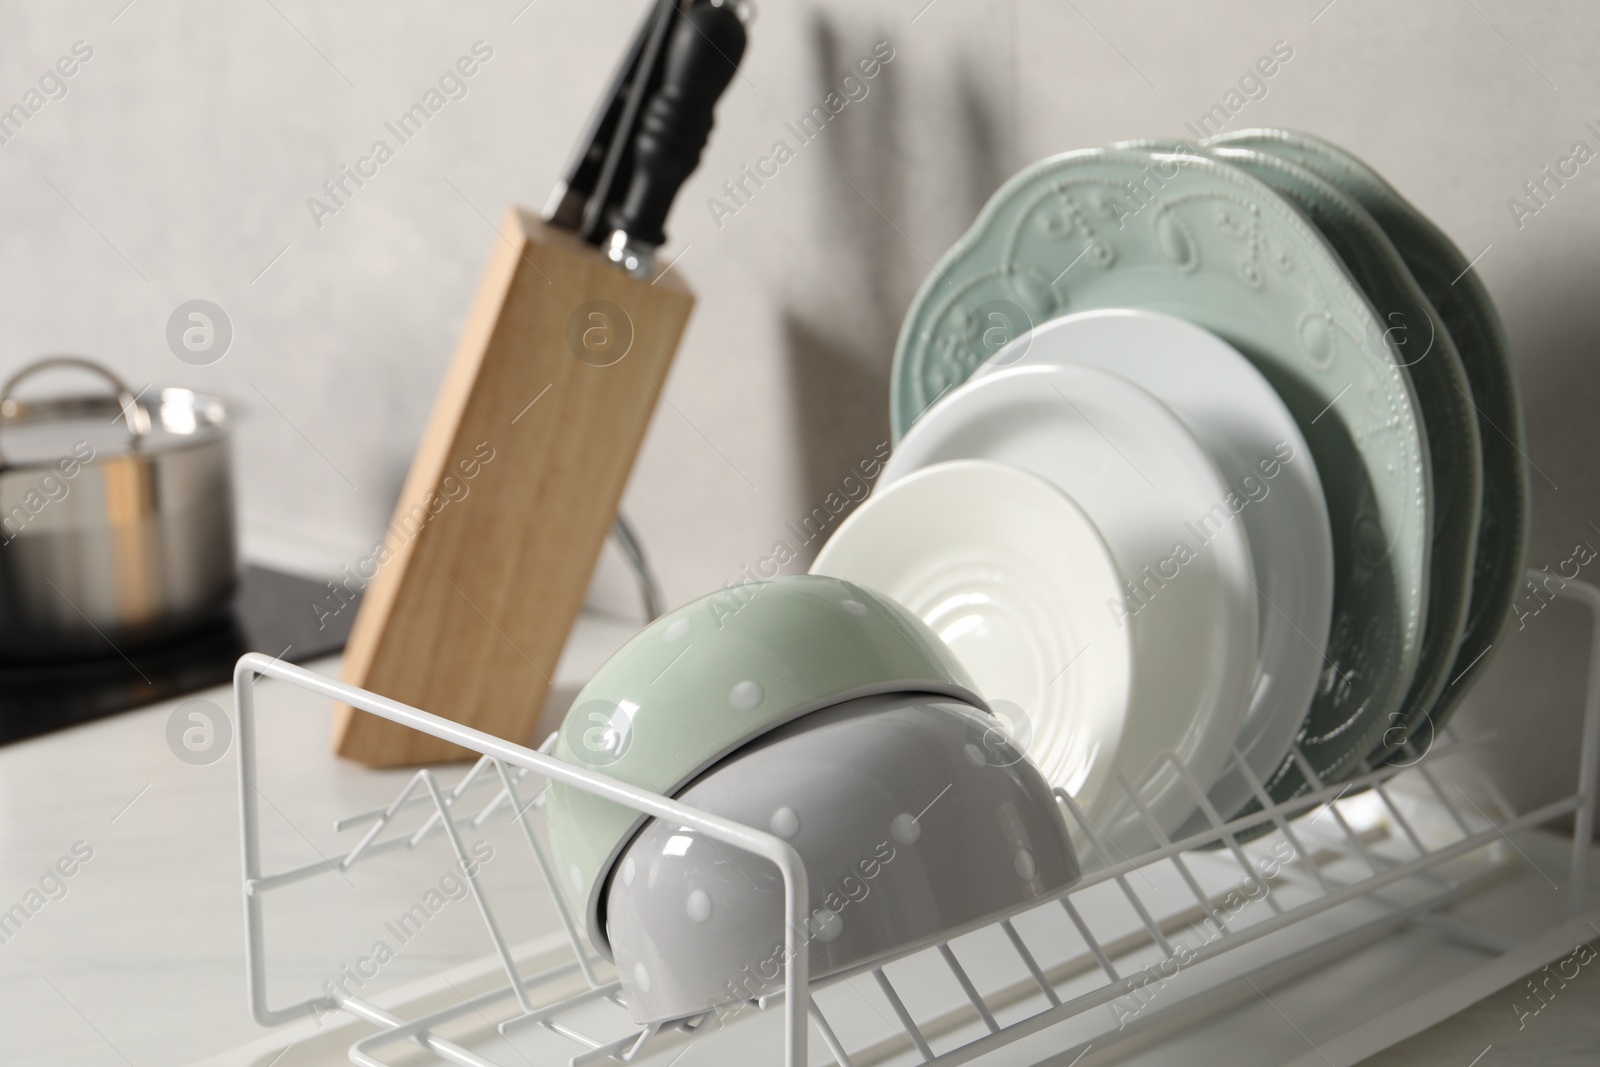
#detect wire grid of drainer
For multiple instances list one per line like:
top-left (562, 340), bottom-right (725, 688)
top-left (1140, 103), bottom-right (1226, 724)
top-left (232, 572), bottom-right (1600, 1067)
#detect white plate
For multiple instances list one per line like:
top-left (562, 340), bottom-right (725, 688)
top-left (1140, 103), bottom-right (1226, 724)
top-left (810, 459), bottom-right (1133, 815)
top-left (876, 364), bottom-right (1259, 857)
top-left (976, 309), bottom-right (1333, 825)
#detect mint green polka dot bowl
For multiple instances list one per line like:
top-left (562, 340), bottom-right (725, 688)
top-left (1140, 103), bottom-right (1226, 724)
top-left (546, 574), bottom-right (984, 957)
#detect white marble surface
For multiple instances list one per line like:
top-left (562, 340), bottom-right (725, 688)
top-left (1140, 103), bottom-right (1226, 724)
top-left (1, 560), bottom-right (1597, 1067)
top-left (0, 610), bottom-right (638, 1067)
top-left (1, 630), bottom-right (1595, 1066)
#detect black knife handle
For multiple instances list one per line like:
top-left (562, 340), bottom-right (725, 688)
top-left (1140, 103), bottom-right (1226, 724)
top-left (547, 0), bottom-right (671, 233)
top-left (610, 0), bottom-right (746, 247)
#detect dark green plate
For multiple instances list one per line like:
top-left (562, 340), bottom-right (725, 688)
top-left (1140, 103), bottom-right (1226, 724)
top-left (1207, 146), bottom-right (1481, 780)
top-left (1215, 129), bottom-right (1529, 754)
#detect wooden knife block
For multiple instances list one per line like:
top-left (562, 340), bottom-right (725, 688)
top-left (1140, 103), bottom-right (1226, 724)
top-left (335, 208), bottom-right (693, 766)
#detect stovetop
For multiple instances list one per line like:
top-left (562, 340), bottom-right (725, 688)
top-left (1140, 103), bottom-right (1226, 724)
top-left (0, 565), bottom-right (360, 746)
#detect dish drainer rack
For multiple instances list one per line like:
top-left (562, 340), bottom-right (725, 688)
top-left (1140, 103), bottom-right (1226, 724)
top-left (233, 573), bottom-right (1600, 1067)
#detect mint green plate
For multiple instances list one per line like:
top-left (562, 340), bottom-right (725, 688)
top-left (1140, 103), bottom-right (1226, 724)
top-left (890, 147), bottom-right (1430, 801)
top-left (545, 573), bottom-right (984, 957)
top-left (1213, 129), bottom-right (1529, 747)
top-left (1205, 146), bottom-right (1481, 774)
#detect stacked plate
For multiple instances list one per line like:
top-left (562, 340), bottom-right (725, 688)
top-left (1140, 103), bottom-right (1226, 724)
top-left (812, 129), bottom-right (1529, 860)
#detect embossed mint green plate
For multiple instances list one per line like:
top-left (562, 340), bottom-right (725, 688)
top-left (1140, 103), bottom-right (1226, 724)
top-left (1212, 129), bottom-right (1529, 748)
top-left (1206, 146), bottom-right (1481, 773)
top-left (889, 147), bottom-right (1431, 800)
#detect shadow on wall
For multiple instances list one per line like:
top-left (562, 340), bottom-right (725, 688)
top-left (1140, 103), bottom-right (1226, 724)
top-left (781, 12), bottom-right (1012, 560)
top-left (1453, 245), bottom-right (1600, 839)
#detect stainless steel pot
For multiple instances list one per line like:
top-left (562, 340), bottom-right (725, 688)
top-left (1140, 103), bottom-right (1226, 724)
top-left (0, 356), bottom-right (237, 658)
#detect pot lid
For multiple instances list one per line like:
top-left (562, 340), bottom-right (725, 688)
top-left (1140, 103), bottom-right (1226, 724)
top-left (0, 358), bottom-right (227, 469)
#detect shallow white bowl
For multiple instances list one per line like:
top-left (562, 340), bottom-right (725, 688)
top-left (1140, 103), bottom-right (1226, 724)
top-left (811, 459), bottom-right (1132, 821)
top-left (869, 364), bottom-right (1259, 857)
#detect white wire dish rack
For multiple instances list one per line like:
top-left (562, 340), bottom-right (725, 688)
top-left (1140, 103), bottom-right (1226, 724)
top-left (232, 572), bottom-right (1600, 1067)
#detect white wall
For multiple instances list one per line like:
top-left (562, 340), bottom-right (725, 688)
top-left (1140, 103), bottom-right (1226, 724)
top-left (3, 0), bottom-right (1597, 819)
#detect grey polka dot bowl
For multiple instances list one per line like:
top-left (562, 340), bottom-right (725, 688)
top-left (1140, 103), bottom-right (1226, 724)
top-left (546, 575), bottom-right (984, 958)
top-left (605, 693), bottom-right (1080, 1024)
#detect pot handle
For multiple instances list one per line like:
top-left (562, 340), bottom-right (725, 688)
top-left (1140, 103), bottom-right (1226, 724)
top-left (0, 356), bottom-right (148, 466)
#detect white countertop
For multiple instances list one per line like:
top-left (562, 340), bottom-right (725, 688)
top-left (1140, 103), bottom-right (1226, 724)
top-left (0, 609), bottom-right (641, 1067)
top-left (2, 607), bottom-right (1596, 1067)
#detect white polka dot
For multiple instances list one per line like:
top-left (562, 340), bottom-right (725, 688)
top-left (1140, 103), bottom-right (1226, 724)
top-left (840, 599), bottom-right (868, 616)
top-left (569, 864), bottom-right (584, 893)
top-left (1014, 848), bottom-right (1037, 880)
top-left (771, 807), bottom-right (800, 838)
top-left (811, 908), bottom-right (843, 943)
top-left (621, 856), bottom-right (636, 887)
top-left (633, 961), bottom-right (652, 993)
top-left (665, 618), bottom-right (690, 642)
top-left (729, 680), bottom-right (765, 711)
top-left (687, 888), bottom-right (712, 922)
top-left (891, 813), bottom-right (921, 844)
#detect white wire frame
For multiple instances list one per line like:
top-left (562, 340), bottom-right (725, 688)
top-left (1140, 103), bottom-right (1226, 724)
top-left (232, 573), bottom-right (1600, 1067)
